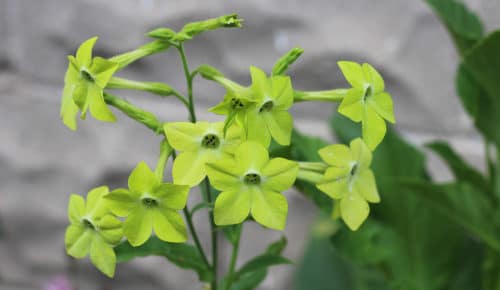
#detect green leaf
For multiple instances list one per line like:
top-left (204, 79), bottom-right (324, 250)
top-left (265, 236), bottom-right (287, 255)
top-left (235, 254), bottom-right (291, 279)
top-left (482, 248), bottom-right (500, 290)
top-left (425, 0), bottom-right (484, 54)
top-left (426, 141), bottom-right (489, 192)
top-left (228, 270), bottom-right (267, 290)
top-left (114, 237), bottom-right (212, 282)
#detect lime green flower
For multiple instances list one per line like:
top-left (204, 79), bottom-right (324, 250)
top-left (316, 138), bottom-right (380, 231)
top-left (61, 37), bottom-right (119, 130)
top-left (206, 141), bottom-right (298, 230)
top-left (337, 61), bottom-right (395, 150)
top-left (164, 121), bottom-right (241, 187)
top-left (65, 186), bottom-right (122, 277)
top-left (210, 66), bottom-right (294, 146)
top-left (105, 162), bottom-right (189, 246)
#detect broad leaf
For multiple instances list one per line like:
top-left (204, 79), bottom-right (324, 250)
top-left (114, 237), bottom-right (212, 281)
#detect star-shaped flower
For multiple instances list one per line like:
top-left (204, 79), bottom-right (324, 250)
top-left (104, 162), bottom-right (189, 246)
top-left (316, 138), bottom-right (380, 231)
top-left (337, 61), bottom-right (395, 150)
top-left (206, 141), bottom-right (298, 230)
top-left (61, 37), bottom-right (119, 130)
top-left (65, 186), bottom-right (123, 277)
top-left (164, 121), bottom-right (241, 187)
top-left (210, 66), bottom-right (294, 146)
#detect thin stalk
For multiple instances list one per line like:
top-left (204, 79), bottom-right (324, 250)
top-left (298, 162), bottom-right (328, 173)
top-left (296, 169), bottom-right (324, 184)
top-left (225, 224), bottom-right (243, 290)
top-left (154, 140), bottom-right (171, 181)
top-left (177, 43), bottom-right (218, 290)
top-left (294, 89), bottom-right (348, 103)
top-left (495, 145), bottom-right (500, 200)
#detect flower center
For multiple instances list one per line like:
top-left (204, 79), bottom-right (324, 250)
top-left (244, 173), bottom-right (261, 185)
top-left (82, 218), bottom-right (95, 230)
top-left (80, 69), bottom-right (95, 82)
top-left (201, 134), bottom-right (220, 149)
top-left (142, 197), bottom-right (159, 208)
top-left (230, 98), bottom-right (245, 110)
top-left (259, 101), bottom-right (274, 113)
top-left (363, 85), bottom-right (372, 102)
top-left (350, 163), bottom-right (358, 176)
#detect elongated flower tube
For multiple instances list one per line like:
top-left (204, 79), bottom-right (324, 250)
top-left (316, 138), bottom-right (380, 231)
top-left (337, 61), bottom-right (395, 150)
top-left (65, 186), bottom-right (122, 277)
top-left (60, 37), bottom-right (119, 130)
top-left (206, 141), bottom-right (298, 230)
top-left (104, 162), bottom-right (189, 246)
top-left (164, 121), bottom-right (241, 187)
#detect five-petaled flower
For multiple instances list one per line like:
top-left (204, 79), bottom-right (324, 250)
top-left (316, 138), bottom-right (380, 231)
top-left (206, 141), bottom-right (298, 230)
top-left (210, 66), bottom-right (294, 146)
top-left (164, 121), bottom-right (241, 187)
top-left (337, 61), bottom-right (395, 150)
top-left (61, 37), bottom-right (119, 130)
top-left (65, 186), bottom-right (123, 277)
top-left (104, 161), bottom-right (190, 246)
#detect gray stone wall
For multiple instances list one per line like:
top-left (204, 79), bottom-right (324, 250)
top-left (0, 0), bottom-right (498, 289)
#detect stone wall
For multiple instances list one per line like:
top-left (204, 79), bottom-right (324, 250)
top-left (0, 0), bottom-right (498, 289)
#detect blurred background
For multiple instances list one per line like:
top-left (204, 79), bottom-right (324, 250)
top-left (1, 0), bottom-right (499, 289)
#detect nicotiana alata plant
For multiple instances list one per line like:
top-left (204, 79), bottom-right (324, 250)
top-left (60, 14), bottom-right (395, 289)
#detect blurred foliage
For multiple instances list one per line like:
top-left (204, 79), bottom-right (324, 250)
top-left (294, 0), bottom-right (500, 289)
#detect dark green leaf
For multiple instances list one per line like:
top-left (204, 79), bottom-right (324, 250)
top-left (482, 248), bottom-right (500, 290)
top-left (265, 236), bottom-right (287, 255)
top-left (229, 269), bottom-right (267, 290)
top-left (235, 254), bottom-right (291, 279)
top-left (114, 237), bottom-right (212, 281)
top-left (426, 141), bottom-right (489, 192)
top-left (425, 0), bottom-right (484, 54)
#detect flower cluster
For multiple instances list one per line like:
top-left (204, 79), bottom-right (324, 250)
top-left (60, 15), bottom-right (394, 279)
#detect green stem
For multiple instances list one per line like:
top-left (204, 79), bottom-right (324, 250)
top-left (109, 40), bottom-right (171, 71)
top-left (294, 89), bottom-right (348, 103)
top-left (225, 224), bottom-right (243, 290)
top-left (107, 77), bottom-right (190, 109)
top-left (494, 145), bottom-right (500, 200)
top-left (154, 140), bottom-right (172, 181)
top-left (177, 43), bottom-right (218, 289)
top-left (103, 92), bottom-right (163, 134)
top-left (296, 169), bottom-right (324, 184)
top-left (298, 162), bottom-right (328, 173)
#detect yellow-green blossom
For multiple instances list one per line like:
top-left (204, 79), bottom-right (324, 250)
top-left (316, 138), bottom-right (380, 230)
top-left (61, 37), bottom-right (119, 130)
top-left (65, 186), bottom-right (122, 277)
top-left (164, 121), bottom-right (241, 187)
top-left (206, 141), bottom-right (298, 230)
top-left (337, 61), bottom-right (395, 150)
top-left (105, 162), bottom-right (189, 246)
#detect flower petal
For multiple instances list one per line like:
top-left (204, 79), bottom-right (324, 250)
top-left (354, 170), bottom-right (380, 203)
top-left (362, 106), bottom-right (387, 150)
top-left (250, 189), bottom-right (288, 230)
top-left (76, 37), bottom-right (98, 68)
top-left (263, 110), bottom-right (293, 146)
top-left (104, 188), bottom-right (138, 217)
top-left (250, 66), bottom-right (270, 99)
top-left (235, 141), bottom-right (269, 172)
top-left (172, 151), bottom-right (209, 186)
top-left (98, 214), bottom-right (123, 245)
top-left (65, 224), bottom-right (91, 258)
top-left (261, 158), bottom-right (298, 192)
top-left (340, 190), bottom-right (369, 231)
top-left (369, 92), bottom-right (395, 124)
top-left (338, 88), bottom-right (364, 122)
top-left (153, 209), bottom-right (187, 243)
top-left (86, 186), bottom-right (109, 215)
top-left (124, 207), bottom-right (153, 246)
top-left (164, 122), bottom-right (207, 151)
top-left (316, 167), bottom-right (350, 199)
top-left (338, 61), bottom-right (366, 88)
top-left (90, 57), bottom-right (118, 88)
top-left (318, 144), bottom-right (353, 167)
top-left (128, 161), bottom-right (159, 194)
top-left (245, 110), bottom-right (271, 147)
top-left (214, 190), bottom-right (251, 226)
top-left (153, 183), bottom-right (190, 210)
top-left (90, 235), bottom-right (116, 278)
top-left (205, 158), bottom-right (241, 191)
top-left (88, 85), bottom-right (116, 122)
top-left (60, 83), bottom-right (80, 131)
top-left (271, 76), bottom-right (293, 110)
top-left (362, 63), bottom-right (384, 93)
top-left (350, 138), bottom-right (372, 170)
top-left (68, 194), bottom-right (85, 224)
